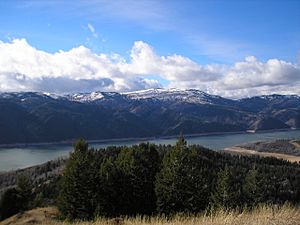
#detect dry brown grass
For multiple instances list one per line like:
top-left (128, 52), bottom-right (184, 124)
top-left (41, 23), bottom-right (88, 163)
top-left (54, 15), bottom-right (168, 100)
top-left (0, 207), bottom-right (59, 225)
top-left (1, 204), bottom-right (300, 225)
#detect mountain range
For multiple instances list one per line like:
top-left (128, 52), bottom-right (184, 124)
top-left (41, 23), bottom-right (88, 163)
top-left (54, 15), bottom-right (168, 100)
top-left (1, 89), bottom-right (300, 144)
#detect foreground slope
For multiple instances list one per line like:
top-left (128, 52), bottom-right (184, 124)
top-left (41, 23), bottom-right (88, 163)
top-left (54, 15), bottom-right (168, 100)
top-left (1, 205), bottom-right (300, 225)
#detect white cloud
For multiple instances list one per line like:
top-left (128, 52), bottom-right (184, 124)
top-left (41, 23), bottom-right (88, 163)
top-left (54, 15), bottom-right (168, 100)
top-left (222, 57), bottom-right (299, 89)
top-left (87, 23), bottom-right (98, 38)
top-left (87, 23), bottom-right (95, 33)
top-left (0, 38), bottom-right (299, 98)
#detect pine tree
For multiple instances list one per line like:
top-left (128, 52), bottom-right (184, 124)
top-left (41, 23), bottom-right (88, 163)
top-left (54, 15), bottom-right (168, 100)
top-left (176, 133), bottom-right (187, 149)
top-left (96, 143), bottom-right (160, 216)
top-left (121, 143), bottom-right (159, 215)
top-left (243, 166), bottom-right (259, 207)
top-left (96, 157), bottom-right (120, 217)
top-left (16, 174), bottom-right (33, 211)
top-left (155, 136), bottom-right (210, 214)
top-left (0, 175), bottom-right (33, 220)
top-left (210, 165), bottom-right (235, 209)
top-left (0, 188), bottom-right (20, 220)
top-left (58, 139), bottom-right (97, 220)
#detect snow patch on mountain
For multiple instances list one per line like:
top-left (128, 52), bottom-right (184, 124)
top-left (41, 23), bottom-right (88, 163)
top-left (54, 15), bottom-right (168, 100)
top-left (123, 88), bottom-right (222, 104)
top-left (240, 94), bottom-right (300, 101)
top-left (66, 92), bottom-right (104, 102)
top-left (1, 89), bottom-right (299, 106)
top-left (258, 94), bottom-right (300, 100)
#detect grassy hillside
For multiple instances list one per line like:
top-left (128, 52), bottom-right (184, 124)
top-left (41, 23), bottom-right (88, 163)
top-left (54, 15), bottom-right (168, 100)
top-left (1, 205), bottom-right (300, 225)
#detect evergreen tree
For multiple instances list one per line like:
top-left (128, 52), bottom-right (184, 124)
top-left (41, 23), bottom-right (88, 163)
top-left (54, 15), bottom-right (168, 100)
top-left (52, 139), bottom-right (300, 218)
top-left (96, 143), bottom-right (160, 216)
top-left (58, 139), bottom-right (97, 220)
top-left (96, 157), bottom-right (121, 217)
top-left (0, 188), bottom-right (20, 220)
top-left (155, 136), bottom-right (210, 214)
top-left (0, 175), bottom-right (33, 220)
top-left (242, 166), bottom-right (259, 207)
top-left (15, 174), bottom-right (33, 211)
top-left (176, 133), bottom-right (187, 149)
top-left (117, 143), bottom-right (159, 215)
top-left (210, 165), bottom-right (235, 209)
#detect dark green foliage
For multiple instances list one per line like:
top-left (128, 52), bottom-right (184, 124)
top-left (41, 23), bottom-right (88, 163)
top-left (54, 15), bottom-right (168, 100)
top-left (16, 174), bottom-right (33, 210)
top-left (0, 174), bottom-right (33, 220)
top-left (155, 137), bottom-right (211, 214)
top-left (33, 175), bottom-right (62, 207)
top-left (242, 167), bottom-right (259, 207)
top-left (0, 188), bottom-right (20, 220)
top-left (58, 139), bottom-right (97, 220)
top-left (55, 138), bottom-right (300, 219)
top-left (2, 137), bottom-right (296, 220)
top-left (0, 157), bottom-right (66, 198)
top-left (210, 165), bottom-right (236, 209)
top-left (96, 157), bottom-right (120, 216)
top-left (96, 143), bottom-right (160, 217)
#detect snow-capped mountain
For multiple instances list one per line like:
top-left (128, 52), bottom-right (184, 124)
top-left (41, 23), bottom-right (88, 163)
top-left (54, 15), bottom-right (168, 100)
top-left (63, 88), bottom-right (235, 105)
top-left (66, 91), bottom-right (105, 102)
top-left (123, 88), bottom-right (228, 105)
top-left (0, 89), bottom-right (299, 144)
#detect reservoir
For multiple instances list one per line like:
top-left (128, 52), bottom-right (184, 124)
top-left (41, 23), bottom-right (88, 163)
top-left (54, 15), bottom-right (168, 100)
top-left (0, 129), bottom-right (299, 171)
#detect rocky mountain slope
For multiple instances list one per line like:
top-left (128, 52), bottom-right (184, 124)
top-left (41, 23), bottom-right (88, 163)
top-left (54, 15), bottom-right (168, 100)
top-left (0, 89), bottom-right (299, 144)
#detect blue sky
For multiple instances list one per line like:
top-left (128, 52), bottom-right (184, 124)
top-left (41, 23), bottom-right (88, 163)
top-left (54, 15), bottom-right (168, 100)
top-left (0, 0), bottom-right (299, 97)
top-left (1, 0), bottom-right (299, 63)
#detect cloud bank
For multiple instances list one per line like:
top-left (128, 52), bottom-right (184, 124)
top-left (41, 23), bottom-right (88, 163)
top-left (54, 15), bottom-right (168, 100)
top-left (0, 39), bottom-right (299, 98)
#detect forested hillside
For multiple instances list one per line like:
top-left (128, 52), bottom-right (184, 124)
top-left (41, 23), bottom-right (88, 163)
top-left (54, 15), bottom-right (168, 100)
top-left (1, 138), bottom-right (300, 221)
top-left (1, 89), bottom-right (300, 144)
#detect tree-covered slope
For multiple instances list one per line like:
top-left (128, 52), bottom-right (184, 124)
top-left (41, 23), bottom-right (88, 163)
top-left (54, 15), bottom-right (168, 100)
top-left (0, 89), bottom-right (299, 144)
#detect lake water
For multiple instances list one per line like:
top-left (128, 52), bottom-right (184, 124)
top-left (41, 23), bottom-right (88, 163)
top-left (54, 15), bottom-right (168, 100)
top-left (0, 129), bottom-right (299, 171)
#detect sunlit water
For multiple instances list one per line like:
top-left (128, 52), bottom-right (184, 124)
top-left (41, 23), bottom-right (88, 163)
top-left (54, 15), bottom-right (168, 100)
top-left (0, 130), bottom-right (299, 171)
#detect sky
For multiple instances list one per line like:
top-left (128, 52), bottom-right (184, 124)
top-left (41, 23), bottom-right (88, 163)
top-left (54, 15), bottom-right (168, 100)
top-left (0, 0), bottom-right (299, 98)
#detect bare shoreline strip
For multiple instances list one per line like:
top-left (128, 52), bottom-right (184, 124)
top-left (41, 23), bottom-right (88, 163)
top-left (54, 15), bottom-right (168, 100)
top-left (224, 146), bottom-right (300, 163)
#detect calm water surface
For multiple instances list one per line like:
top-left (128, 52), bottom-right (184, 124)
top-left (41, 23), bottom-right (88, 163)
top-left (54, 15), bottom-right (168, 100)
top-left (0, 130), bottom-right (299, 171)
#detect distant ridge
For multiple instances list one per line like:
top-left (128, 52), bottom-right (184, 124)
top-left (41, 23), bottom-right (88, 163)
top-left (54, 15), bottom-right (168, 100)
top-left (0, 89), bottom-right (300, 144)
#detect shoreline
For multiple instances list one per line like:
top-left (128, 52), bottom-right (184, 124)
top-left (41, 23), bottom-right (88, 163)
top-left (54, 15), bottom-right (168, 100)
top-left (224, 146), bottom-right (300, 163)
top-left (1, 130), bottom-right (299, 172)
top-left (0, 128), bottom-right (298, 149)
